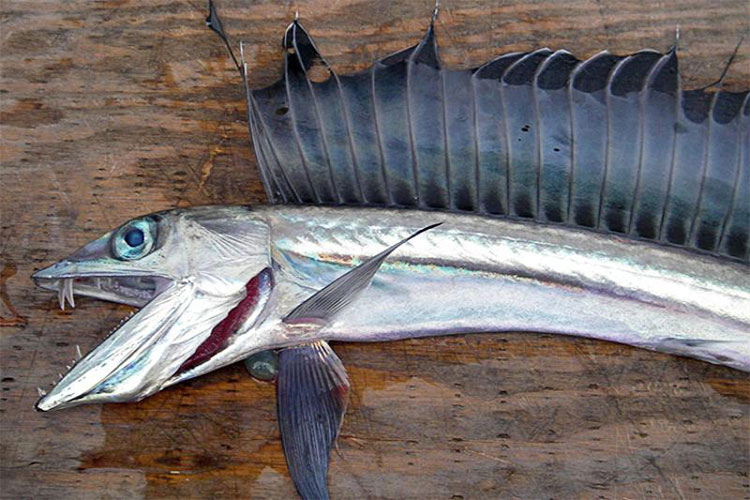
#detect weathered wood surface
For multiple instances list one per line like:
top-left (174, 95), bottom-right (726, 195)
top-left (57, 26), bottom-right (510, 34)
top-left (1, 0), bottom-right (749, 498)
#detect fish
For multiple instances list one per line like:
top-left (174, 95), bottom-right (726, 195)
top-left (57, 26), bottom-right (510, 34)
top-left (31, 2), bottom-right (749, 499)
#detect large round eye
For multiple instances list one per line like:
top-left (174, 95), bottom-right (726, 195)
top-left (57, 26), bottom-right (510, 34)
top-left (112, 218), bottom-right (157, 260)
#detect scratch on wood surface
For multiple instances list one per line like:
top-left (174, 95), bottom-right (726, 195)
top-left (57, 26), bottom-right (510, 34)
top-left (2, 0), bottom-right (749, 498)
top-left (0, 264), bottom-right (27, 327)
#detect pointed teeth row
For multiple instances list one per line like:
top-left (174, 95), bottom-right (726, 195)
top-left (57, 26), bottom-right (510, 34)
top-left (58, 278), bottom-right (76, 310)
top-left (45, 345), bottom-right (87, 394)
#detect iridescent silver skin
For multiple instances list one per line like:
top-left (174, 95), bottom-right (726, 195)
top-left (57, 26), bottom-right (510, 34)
top-left (33, 204), bottom-right (750, 411)
top-left (33, 206), bottom-right (270, 410)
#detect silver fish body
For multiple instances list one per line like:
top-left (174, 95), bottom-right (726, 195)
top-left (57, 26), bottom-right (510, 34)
top-left (170, 204), bottom-right (750, 389)
top-left (33, 203), bottom-right (750, 411)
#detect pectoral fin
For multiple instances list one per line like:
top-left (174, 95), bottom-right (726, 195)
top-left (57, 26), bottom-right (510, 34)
top-left (283, 223), bottom-right (441, 325)
top-left (277, 341), bottom-right (349, 500)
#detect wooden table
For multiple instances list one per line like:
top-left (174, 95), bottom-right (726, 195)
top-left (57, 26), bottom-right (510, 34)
top-left (1, 1), bottom-right (748, 498)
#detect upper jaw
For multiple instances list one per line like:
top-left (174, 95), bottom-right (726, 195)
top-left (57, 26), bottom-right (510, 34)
top-left (32, 260), bottom-right (173, 308)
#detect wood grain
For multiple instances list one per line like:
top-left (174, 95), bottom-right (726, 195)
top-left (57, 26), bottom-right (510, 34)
top-left (1, 0), bottom-right (748, 498)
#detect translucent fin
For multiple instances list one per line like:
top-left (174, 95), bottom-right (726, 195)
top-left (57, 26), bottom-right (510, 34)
top-left (277, 341), bottom-right (349, 500)
top-left (284, 223), bottom-right (441, 325)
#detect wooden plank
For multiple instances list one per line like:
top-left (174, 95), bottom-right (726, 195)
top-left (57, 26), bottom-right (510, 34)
top-left (1, 0), bottom-right (748, 498)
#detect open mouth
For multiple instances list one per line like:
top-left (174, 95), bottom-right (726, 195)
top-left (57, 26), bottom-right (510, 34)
top-left (33, 275), bottom-right (172, 309)
top-left (32, 273), bottom-right (176, 407)
top-left (33, 268), bottom-right (274, 411)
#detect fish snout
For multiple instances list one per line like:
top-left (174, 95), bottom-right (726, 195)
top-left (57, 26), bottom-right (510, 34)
top-left (31, 260), bottom-right (78, 282)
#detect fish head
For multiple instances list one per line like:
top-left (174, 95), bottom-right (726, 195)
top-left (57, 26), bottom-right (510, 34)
top-left (32, 205), bottom-right (273, 411)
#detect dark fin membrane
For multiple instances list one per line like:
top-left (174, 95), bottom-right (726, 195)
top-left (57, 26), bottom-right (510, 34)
top-left (277, 341), bottom-right (350, 500)
top-left (245, 17), bottom-right (749, 262)
top-left (205, 0), bottom-right (241, 75)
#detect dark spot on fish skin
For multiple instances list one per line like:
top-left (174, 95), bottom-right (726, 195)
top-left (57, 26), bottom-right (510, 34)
top-left (1, 377), bottom-right (14, 383)
top-left (648, 51), bottom-right (678, 95)
top-left (696, 227), bottom-right (717, 251)
top-left (635, 216), bottom-right (657, 239)
top-left (725, 231), bottom-right (748, 259)
top-left (666, 222), bottom-right (687, 244)
top-left (574, 204), bottom-right (595, 227)
top-left (513, 194), bottom-right (533, 218)
top-left (504, 50), bottom-right (552, 86)
top-left (275, 106), bottom-right (288, 116)
top-left (521, 124), bottom-right (530, 132)
top-left (674, 122), bottom-right (689, 134)
top-left (553, 147), bottom-right (560, 152)
top-left (604, 212), bottom-right (627, 233)
top-left (544, 207), bottom-right (564, 222)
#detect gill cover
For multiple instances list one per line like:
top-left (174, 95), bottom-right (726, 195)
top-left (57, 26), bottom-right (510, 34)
top-left (34, 206), bottom-right (273, 410)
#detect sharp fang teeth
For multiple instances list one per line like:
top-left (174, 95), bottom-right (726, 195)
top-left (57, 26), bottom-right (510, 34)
top-left (37, 387), bottom-right (47, 397)
top-left (58, 281), bottom-right (65, 310)
top-left (58, 373), bottom-right (63, 380)
top-left (65, 278), bottom-right (75, 308)
top-left (75, 345), bottom-right (83, 359)
top-left (65, 365), bottom-right (71, 371)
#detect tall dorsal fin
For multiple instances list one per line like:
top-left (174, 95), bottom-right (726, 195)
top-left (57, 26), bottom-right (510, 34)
top-left (238, 10), bottom-right (749, 261)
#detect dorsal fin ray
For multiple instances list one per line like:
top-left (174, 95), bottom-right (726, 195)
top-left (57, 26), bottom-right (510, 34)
top-left (240, 12), bottom-right (749, 262)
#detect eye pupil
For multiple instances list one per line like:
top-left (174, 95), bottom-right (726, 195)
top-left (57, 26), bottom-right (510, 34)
top-left (124, 228), bottom-right (144, 247)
